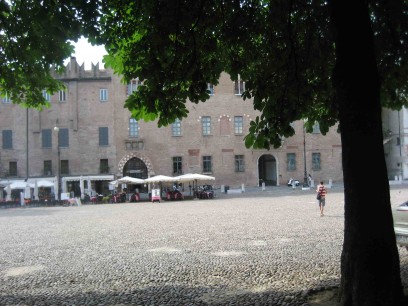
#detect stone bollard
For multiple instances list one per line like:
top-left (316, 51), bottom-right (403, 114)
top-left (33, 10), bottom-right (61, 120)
top-left (221, 185), bottom-right (225, 193)
top-left (241, 184), bottom-right (245, 192)
top-left (262, 182), bottom-right (265, 191)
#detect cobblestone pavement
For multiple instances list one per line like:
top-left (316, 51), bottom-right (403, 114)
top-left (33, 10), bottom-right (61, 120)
top-left (0, 185), bottom-right (407, 305)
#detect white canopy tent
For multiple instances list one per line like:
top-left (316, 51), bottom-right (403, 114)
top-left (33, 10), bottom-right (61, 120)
top-left (9, 181), bottom-right (34, 189)
top-left (36, 180), bottom-right (54, 187)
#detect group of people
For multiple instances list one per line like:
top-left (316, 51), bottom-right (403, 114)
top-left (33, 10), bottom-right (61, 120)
top-left (112, 189), bottom-right (140, 203)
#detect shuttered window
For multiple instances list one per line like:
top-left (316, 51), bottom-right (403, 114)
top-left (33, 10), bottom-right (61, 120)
top-left (59, 128), bottom-right (69, 147)
top-left (99, 127), bottom-right (109, 146)
top-left (42, 129), bottom-right (52, 148)
top-left (2, 130), bottom-right (12, 149)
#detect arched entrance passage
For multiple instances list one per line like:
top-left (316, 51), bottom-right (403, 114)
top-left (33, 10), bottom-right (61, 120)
top-left (117, 152), bottom-right (153, 177)
top-left (258, 154), bottom-right (277, 186)
top-left (117, 153), bottom-right (153, 192)
top-left (123, 158), bottom-right (148, 179)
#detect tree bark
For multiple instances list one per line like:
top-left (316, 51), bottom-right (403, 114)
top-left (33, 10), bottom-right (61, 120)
top-left (329, 1), bottom-right (405, 305)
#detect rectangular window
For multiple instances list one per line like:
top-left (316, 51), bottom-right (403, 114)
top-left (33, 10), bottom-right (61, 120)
top-left (202, 116), bottom-right (211, 135)
top-left (287, 153), bottom-right (296, 171)
top-left (42, 90), bottom-right (50, 102)
top-left (172, 119), bottom-right (181, 136)
top-left (173, 156), bottom-right (183, 175)
top-left (129, 118), bottom-right (139, 137)
top-left (100, 159), bottom-right (109, 174)
top-left (59, 128), bottom-right (69, 148)
top-left (2, 130), bottom-right (12, 149)
top-left (203, 156), bottom-right (212, 173)
top-left (59, 90), bottom-right (66, 102)
top-left (9, 161), bottom-right (17, 176)
top-left (1, 92), bottom-right (11, 103)
top-left (207, 83), bottom-right (214, 95)
top-left (235, 155), bottom-right (245, 172)
top-left (234, 74), bottom-right (245, 95)
top-left (61, 160), bottom-right (69, 175)
top-left (99, 127), bottom-right (109, 146)
top-left (234, 116), bottom-right (243, 134)
top-left (44, 160), bottom-right (52, 176)
top-left (100, 89), bottom-right (108, 102)
top-left (312, 153), bottom-right (321, 171)
top-left (127, 79), bottom-right (142, 95)
top-left (42, 129), bottom-right (52, 148)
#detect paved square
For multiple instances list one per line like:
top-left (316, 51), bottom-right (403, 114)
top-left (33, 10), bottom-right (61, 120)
top-left (0, 186), bottom-right (407, 305)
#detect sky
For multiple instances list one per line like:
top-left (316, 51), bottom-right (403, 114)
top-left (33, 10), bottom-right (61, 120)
top-left (65, 37), bottom-right (107, 69)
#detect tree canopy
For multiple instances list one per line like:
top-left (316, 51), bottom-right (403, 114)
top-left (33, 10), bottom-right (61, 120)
top-left (0, 0), bottom-right (97, 107)
top-left (89, 1), bottom-right (406, 149)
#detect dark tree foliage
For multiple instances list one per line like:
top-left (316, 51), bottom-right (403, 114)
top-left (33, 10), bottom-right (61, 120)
top-left (0, 0), bottom-right (98, 107)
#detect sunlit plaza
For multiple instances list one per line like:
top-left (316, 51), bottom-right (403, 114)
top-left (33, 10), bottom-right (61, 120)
top-left (0, 185), bottom-right (407, 305)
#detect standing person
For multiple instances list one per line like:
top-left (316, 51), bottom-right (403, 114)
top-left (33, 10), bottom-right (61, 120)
top-left (316, 181), bottom-right (327, 216)
top-left (308, 174), bottom-right (313, 186)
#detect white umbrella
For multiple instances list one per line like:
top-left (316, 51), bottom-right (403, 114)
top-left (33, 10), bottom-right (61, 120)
top-left (117, 176), bottom-right (145, 184)
top-left (33, 180), bottom-right (39, 200)
top-left (24, 183), bottom-right (31, 199)
top-left (144, 175), bottom-right (178, 198)
top-left (175, 173), bottom-right (215, 183)
top-left (5, 183), bottom-right (11, 201)
top-left (175, 173), bottom-right (215, 197)
top-left (144, 175), bottom-right (179, 184)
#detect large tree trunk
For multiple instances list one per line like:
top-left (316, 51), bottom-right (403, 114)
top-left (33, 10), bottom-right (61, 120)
top-left (329, 1), bottom-right (405, 305)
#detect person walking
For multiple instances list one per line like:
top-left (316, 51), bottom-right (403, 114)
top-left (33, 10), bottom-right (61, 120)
top-left (316, 181), bottom-right (327, 216)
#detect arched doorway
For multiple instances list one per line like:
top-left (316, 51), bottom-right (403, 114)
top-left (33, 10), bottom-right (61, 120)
top-left (123, 157), bottom-right (148, 179)
top-left (123, 157), bottom-right (148, 193)
top-left (258, 154), bottom-right (277, 186)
